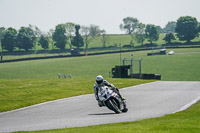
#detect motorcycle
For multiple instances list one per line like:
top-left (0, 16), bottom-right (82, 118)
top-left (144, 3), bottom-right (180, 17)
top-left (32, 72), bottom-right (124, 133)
top-left (98, 86), bottom-right (128, 114)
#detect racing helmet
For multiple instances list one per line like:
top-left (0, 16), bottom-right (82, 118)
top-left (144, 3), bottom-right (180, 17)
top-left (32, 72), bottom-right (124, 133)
top-left (96, 75), bottom-right (103, 85)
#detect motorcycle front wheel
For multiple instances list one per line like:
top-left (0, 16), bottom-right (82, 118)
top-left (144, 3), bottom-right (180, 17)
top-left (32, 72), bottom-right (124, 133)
top-left (105, 98), bottom-right (121, 114)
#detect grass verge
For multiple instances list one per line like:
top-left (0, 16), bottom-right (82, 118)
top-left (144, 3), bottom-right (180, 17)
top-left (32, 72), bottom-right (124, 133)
top-left (0, 78), bottom-right (154, 112)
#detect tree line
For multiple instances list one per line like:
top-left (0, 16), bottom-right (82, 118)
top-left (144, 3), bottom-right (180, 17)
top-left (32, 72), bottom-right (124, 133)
top-left (0, 16), bottom-right (200, 53)
top-left (120, 16), bottom-right (200, 46)
top-left (0, 23), bottom-right (105, 53)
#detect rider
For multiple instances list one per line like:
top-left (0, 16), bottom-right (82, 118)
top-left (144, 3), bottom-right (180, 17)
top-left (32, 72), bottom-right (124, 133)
top-left (93, 75), bottom-right (125, 107)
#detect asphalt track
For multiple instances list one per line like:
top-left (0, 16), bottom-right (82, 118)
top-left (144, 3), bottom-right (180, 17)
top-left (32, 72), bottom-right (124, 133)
top-left (0, 81), bottom-right (200, 133)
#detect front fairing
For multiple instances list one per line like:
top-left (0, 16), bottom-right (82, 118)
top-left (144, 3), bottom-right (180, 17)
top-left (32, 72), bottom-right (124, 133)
top-left (99, 87), bottom-right (113, 101)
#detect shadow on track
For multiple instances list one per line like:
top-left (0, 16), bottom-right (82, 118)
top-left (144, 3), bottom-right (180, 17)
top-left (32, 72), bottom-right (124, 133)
top-left (88, 112), bottom-right (116, 115)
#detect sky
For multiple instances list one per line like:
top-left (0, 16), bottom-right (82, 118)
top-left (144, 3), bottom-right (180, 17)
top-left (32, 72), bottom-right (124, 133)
top-left (0, 0), bottom-right (200, 34)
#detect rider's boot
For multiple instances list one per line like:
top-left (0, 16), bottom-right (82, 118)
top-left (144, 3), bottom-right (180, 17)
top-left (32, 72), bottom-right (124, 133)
top-left (114, 88), bottom-right (126, 101)
top-left (98, 100), bottom-right (103, 107)
top-left (117, 92), bottom-right (126, 101)
top-left (121, 96), bottom-right (126, 101)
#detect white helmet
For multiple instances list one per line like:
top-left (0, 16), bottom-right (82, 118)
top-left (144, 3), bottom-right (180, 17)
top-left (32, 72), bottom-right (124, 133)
top-left (96, 75), bottom-right (103, 85)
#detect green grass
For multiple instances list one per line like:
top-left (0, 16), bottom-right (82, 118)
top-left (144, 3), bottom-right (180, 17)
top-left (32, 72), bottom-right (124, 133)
top-left (0, 78), bottom-right (153, 112)
top-left (14, 100), bottom-right (200, 133)
top-left (142, 48), bottom-right (200, 81)
top-left (0, 48), bottom-right (200, 81)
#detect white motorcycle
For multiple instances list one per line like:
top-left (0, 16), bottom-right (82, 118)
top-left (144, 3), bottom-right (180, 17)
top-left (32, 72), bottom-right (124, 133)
top-left (98, 86), bottom-right (128, 114)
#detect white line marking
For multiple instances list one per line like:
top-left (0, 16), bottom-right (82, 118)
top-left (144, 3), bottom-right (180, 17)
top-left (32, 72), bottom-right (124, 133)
top-left (173, 96), bottom-right (200, 113)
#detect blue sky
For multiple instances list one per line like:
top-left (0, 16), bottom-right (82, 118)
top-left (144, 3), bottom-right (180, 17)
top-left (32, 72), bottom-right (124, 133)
top-left (0, 0), bottom-right (200, 34)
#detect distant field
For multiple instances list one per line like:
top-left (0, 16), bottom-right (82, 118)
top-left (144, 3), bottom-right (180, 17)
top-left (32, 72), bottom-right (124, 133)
top-left (0, 48), bottom-right (200, 81)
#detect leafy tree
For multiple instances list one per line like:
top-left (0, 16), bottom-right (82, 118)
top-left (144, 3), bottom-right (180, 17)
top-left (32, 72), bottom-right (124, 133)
top-left (156, 26), bottom-right (165, 33)
top-left (134, 23), bottom-right (146, 46)
top-left (47, 29), bottom-right (54, 49)
top-left (38, 35), bottom-right (49, 50)
top-left (1, 27), bottom-right (17, 52)
top-left (28, 24), bottom-right (42, 37)
top-left (28, 25), bottom-right (42, 51)
top-left (175, 16), bottom-right (199, 43)
top-left (81, 24), bottom-right (101, 52)
top-left (64, 22), bottom-right (75, 49)
top-left (145, 24), bottom-right (159, 44)
top-left (89, 24), bottom-right (101, 36)
top-left (0, 27), bottom-right (5, 40)
top-left (0, 27), bottom-right (6, 51)
top-left (81, 26), bottom-right (90, 52)
top-left (164, 21), bottom-right (176, 33)
top-left (163, 33), bottom-right (175, 44)
top-left (198, 22), bottom-right (200, 34)
top-left (52, 24), bottom-right (67, 50)
top-left (71, 25), bottom-right (84, 49)
top-left (120, 17), bottom-right (139, 34)
top-left (17, 27), bottom-right (36, 51)
top-left (100, 30), bottom-right (109, 48)
top-left (120, 17), bottom-right (139, 46)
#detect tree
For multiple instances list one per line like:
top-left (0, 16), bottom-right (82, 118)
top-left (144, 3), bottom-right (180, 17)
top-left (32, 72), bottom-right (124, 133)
top-left (81, 24), bottom-right (101, 52)
top-left (134, 23), bottom-right (146, 46)
top-left (64, 22), bottom-right (75, 49)
top-left (52, 24), bottom-right (67, 50)
top-left (175, 16), bottom-right (199, 43)
top-left (163, 33), bottom-right (175, 44)
top-left (0, 27), bottom-right (5, 40)
top-left (71, 25), bottom-right (84, 49)
top-left (100, 30), bottom-right (109, 48)
top-left (1, 27), bottom-right (17, 52)
top-left (38, 35), bottom-right (49, 50)
top-left (0, 27), bottom-right (6, 51)
top-left (120, 17), bottom-right (139, 34)
top-left (164, 21), bottom-right (176, 33)
top-left (28, 24), bottom-right (42, 51)
top-left (17, 27), bottom-right (36, 51)
top-left (47, 29), bottom-right (54, 49)
top-left (81, 26), bottom-right (90, 52)
top-left (156, 26), bottom-right (165, 33)
top-left (120, 17), bottom-right (139, 46)
top-left (145, 24), bottom-right (159, 44)
top-left (28, 24), bottom-right (42, 37)
top-left (89, 24), bottom-right (101, 36)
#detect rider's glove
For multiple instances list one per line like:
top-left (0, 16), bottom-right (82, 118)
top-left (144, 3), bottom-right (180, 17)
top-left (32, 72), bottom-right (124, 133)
top-left (111, 86), bottom-right (116, 90)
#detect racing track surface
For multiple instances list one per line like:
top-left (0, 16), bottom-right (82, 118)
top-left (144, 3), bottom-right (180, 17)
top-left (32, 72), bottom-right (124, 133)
top-left (0, 81), bottom-right (200, 132)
